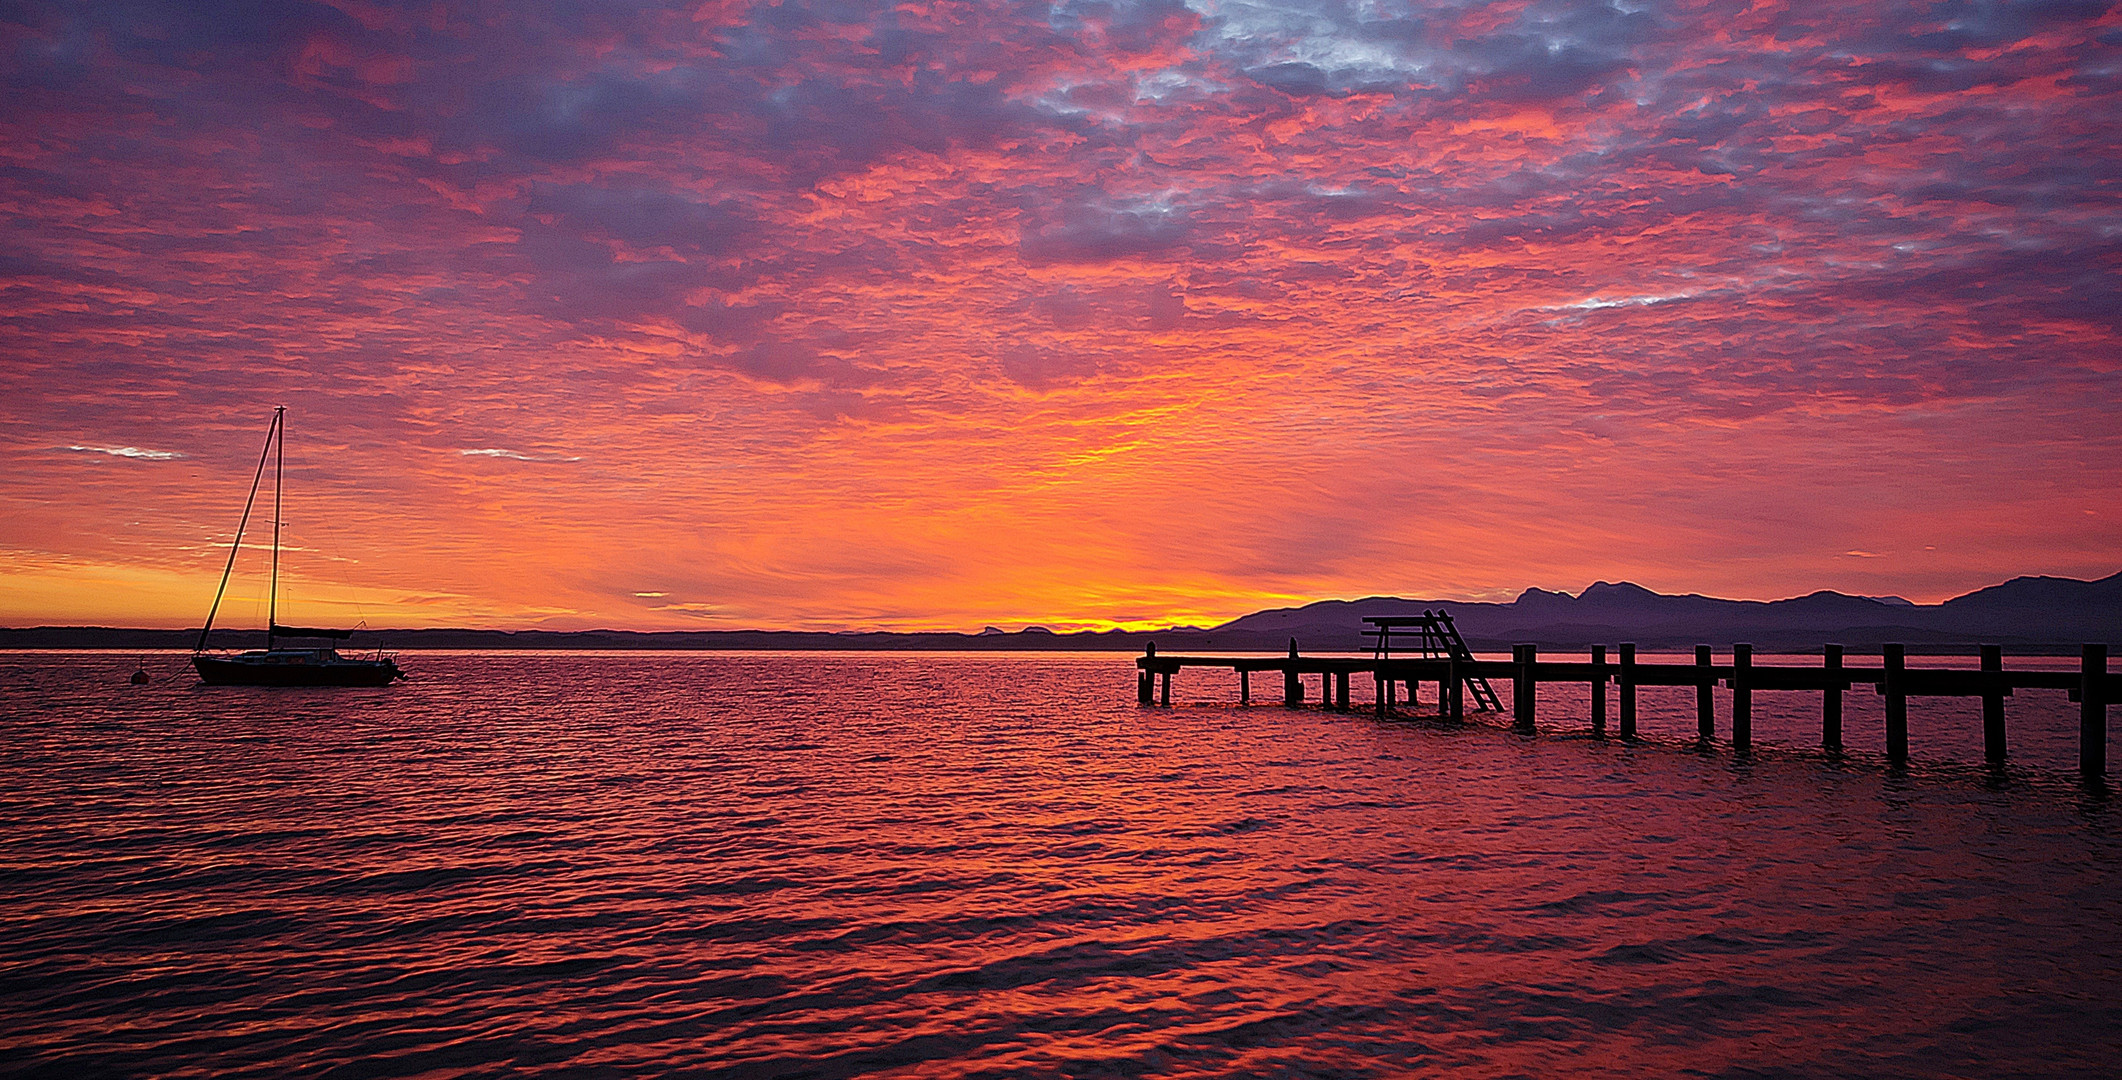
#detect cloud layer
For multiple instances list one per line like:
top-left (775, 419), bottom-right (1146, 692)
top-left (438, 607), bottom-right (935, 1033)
top-left (3, 0), bottom-right (2118, 629)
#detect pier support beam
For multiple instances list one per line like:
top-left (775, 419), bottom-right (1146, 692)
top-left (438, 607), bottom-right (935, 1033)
top-left (1514, 644), bottom-right (1537, 733)
top-left (1336, 671), bottom-right (1350, 712)
top-left (1241, 669), bottom-right (1250, 705)
top-left (1591, 645), bottom-right (1607, 737)
top-left (1981, 645), bottom-right (2004, 764)
top-left (2083, 644), bottom-right (2107, 779)
top-left (1160, 671), bottom-right (1172, 708)
top-left (1884, 644), bottom-right (1907, 767)
top-left (1619, 644), bottom-right (1637, 739)
top-left (1732, 644), bottom-right (1753, 751)
top-left (1138, 669), bottom-right (1152, 704)
top-left (1823, 645), bottom-right (1843, 751)
top-left (1696, 645), bottom-right (1715, 741)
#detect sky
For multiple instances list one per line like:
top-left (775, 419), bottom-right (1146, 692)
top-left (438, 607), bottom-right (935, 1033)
top-left (2, 0), bottom-right (2118, 632)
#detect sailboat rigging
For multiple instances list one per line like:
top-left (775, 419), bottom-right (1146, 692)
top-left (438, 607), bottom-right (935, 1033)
top-left (192, 407), bottom-right (404, 686)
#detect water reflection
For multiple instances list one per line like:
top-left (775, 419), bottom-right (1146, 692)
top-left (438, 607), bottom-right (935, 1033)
top-left (2, 651), bottom-right (2118, 1077)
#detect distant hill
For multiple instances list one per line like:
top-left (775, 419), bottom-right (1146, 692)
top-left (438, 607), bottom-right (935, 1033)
top-left (1210, 571), bottom-right (2122, 651)
top-left (3, 571), bottom-right (2116, 653)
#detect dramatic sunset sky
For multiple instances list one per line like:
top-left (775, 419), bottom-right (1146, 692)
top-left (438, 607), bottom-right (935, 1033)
top-left (3, 0), bottom-right (2118, 631)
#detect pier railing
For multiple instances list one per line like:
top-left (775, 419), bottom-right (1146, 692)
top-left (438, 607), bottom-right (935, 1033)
top-left (1135, 640), bottom-right (2113, 776)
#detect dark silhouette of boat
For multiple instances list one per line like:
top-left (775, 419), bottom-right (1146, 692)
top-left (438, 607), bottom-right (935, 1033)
top-left (191, 407), bottom-right (405, 687)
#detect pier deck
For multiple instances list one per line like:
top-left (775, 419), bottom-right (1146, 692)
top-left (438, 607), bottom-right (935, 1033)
top-left (1135, 635), bottom-right (2113, 776)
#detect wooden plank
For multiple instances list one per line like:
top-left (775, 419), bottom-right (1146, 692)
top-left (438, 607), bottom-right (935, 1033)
top-left (1898, 669), bottom-right (2024, 697)
top-left (1623, 663), bottom-right (1734, 687)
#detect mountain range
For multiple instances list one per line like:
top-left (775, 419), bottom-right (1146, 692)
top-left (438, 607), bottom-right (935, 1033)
top-left (1206, 571), bottom-right (2122, 652)
top-left (4, 571), bottom-right (2117, 653)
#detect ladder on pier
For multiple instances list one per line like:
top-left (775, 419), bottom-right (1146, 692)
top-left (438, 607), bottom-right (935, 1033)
top-left (1364, 610), bottom-right (1503, 712)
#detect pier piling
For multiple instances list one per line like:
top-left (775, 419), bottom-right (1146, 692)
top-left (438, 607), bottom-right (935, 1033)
top-left (1823, 645), bottom-right (1843, 751)
top-left (2083, 644), bottom-right (2107, 778)
top-left (1884, 644), bottom-right (1908, 766)
top-left (1448, 655), bottom-right (1465, 720)
top-left (1513, 645), bottom-right (1538, 733)
top-left (1591, 645), bottom-right (1607, 736)
top-left (1284, 639), bottom-right (1301, 707)
top-left (1732, 644), bottom-right (1753, 751)
top-left (1619, 643), bottom-right (1637, 739)
top-left (1696, 645), bottom-right (1715, 740)
top-left (1981, 645), bottom-right (2005, 763)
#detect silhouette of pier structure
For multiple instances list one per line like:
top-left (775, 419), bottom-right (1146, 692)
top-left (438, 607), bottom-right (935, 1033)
top-left (1135, 611), bottom-right (2114, 777)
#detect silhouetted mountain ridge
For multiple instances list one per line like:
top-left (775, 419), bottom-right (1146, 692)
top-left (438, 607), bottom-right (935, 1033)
top-left (1213, 571), bottom-right (2122, 649)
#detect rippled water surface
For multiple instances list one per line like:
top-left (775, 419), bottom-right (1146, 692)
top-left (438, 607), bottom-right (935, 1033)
top-left (5, 650), bottom-right (2122, 1078)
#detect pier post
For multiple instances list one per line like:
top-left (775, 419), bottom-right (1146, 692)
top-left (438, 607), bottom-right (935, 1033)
top-left (2082, 644), bottom-right (2107, 779)
top-left (1241, 669), bottom-right (1250, 705)
top-left (1336, 671), bottom-right (1350, 712)
top-left (1619, 643), bottom-right (1637, 739)
top-left (1981, 645), bottom-right (2004, 763)
top-left (1139, 642), bottom-right (1155, 704)
top-left (1884, 644), bottom-right (1907, 766)
top-left (1514, 644), bottom-right (1537, 733)
top-left (1823, 645), bottom-right (1843, 751)
top-left (1285, 639), bottom-right (1301, 707)
top-left (1448, 654), bottom-right (1464, 720)
top-left (1319, 673), bottom-right (1331, 710)
top-left (1160, 670), bottom-right (1172, 708)
top-left (1591, 645), bottom-right (1607, 736)
top-left (1695, 645), bottom-right (1715, 741)
top-left (1732, 644), bottom-right (1752, 751)
top-left (1375, 671), bottom-right (1386, 716)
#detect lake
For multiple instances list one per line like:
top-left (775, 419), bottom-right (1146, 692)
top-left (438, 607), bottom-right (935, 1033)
top-left (3, 650), bottom-right (2119, 1077)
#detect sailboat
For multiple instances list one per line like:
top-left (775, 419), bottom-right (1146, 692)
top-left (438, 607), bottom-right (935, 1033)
top-left (192, 407), bottom-right (405, 687)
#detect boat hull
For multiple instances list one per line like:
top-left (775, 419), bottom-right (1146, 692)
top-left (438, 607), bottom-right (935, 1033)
top-left (193, 655), bottom-right (403, 687)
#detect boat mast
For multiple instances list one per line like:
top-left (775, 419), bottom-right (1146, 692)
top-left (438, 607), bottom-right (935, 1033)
top-left (269, 405), bottom-right (284, 651)
top-left (194, 407), bottom-right (282, 654)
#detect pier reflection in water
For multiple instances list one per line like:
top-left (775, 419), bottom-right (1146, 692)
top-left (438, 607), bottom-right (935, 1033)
top-left (3, 650), bottom-right (2120, 1077)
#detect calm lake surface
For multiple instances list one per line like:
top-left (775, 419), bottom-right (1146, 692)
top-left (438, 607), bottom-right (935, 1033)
top-left (4, 650), bottom-right (2120, 1078)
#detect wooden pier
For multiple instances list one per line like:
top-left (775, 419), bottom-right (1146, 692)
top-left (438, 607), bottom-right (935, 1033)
top-left (1134, 618), bottom-right (2115, 777)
